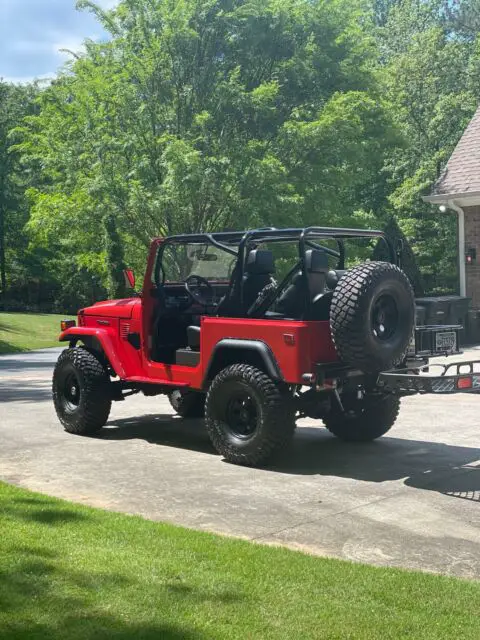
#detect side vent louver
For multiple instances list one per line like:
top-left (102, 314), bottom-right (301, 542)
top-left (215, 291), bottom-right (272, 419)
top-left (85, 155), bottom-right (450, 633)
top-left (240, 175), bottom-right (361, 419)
top-left (120, 322), bottom-right (130, 340)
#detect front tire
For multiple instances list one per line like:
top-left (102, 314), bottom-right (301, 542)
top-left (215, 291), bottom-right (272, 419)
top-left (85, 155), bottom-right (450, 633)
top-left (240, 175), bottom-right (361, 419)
top-left (324, 393), bottom-right (400, 442)
top-left (52, 348), bottom-right (112, 435)
top-left (205, 364), bottom-right (295, 467)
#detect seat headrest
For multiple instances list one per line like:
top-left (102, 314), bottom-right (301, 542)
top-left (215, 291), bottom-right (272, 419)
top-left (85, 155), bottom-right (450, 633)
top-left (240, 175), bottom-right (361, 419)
top-left (305, 249), bottom-right (329, 273)
top-left (245, 249), bottom-right (275, 275)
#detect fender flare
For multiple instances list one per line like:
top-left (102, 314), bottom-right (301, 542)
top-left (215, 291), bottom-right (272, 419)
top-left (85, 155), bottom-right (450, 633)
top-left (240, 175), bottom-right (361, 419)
top-left (59, 327), bottom-right (127, 378)
top-left (203, 338), bottom-right (283, 384)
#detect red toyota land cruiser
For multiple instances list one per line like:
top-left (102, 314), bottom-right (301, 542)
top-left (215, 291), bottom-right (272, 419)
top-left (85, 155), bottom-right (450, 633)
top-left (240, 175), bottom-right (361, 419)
top-left (53, 226), bottom-right (477, 466)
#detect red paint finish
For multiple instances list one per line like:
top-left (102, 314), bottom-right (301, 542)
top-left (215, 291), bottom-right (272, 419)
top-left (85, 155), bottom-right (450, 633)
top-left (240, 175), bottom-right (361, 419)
top-left (61, 313), bottom-right (338, 387)
top-left (143, 317), bottom-right (338, 387)
top-left (61, 306), bottom-right (144, 380)
top-left (80, 298), bottom-right (140, 319)
top-left (60, 326), bottom-right (128, 378)
top-left (200, 317), bottom-right (338, 384)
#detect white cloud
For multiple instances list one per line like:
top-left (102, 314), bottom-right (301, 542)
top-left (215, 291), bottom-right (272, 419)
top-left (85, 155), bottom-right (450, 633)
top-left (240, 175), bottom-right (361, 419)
top-left (11, 39), bottom-right (53, 54)
top-left (52, 34), bottom-right (88, 56)
top-left (0, 1), bottom-right (113, 81)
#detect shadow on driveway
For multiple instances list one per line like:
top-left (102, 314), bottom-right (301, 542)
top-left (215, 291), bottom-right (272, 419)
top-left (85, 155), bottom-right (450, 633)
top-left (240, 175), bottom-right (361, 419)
top-left (0, 358), bottom-right (56, 371)
top-left (0, 380), bottom-right (52, 403)
top-left (101, 414), bottom-right (480, 502)
top-left (101, 414), bottom-right (216, 456)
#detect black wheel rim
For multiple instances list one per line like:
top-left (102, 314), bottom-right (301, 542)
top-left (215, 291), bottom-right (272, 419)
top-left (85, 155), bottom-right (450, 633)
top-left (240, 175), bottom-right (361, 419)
top-left (170, 390), bottom-right (182, 410)
top-left (371, 294), bottom-right (398, 341)
top-left (224, 391), bottom-right (258, 440)
top-left (62, 372), bottom-right (81, 411)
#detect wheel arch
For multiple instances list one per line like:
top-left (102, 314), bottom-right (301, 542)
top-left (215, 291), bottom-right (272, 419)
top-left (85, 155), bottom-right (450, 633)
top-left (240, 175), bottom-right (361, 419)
top-left (60, 328), bottom-right (126, 378)
top-left (203, 339), bottom-right (283, 386)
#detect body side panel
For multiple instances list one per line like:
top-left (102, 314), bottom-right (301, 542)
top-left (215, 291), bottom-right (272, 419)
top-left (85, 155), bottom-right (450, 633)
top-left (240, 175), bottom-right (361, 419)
top-left (140, 317), bottom-right (338, 388)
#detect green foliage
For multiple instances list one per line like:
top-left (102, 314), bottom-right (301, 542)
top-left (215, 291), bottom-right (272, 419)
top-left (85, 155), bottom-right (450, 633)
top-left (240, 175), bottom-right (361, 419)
top-left (376, 0), bottom-right (480, 293)
top-left (0, 312), bottom-right (74, 354)
top-left (372, 216), bottom-right (425, 295)
top-left (3, 0), bottom-right (480, 305)
top-left (15, 0), bottom-right (397, 298)
top-left (104, 213), bottom-right (127, 298)
top-left (0, 82), bottom-right (39, 306)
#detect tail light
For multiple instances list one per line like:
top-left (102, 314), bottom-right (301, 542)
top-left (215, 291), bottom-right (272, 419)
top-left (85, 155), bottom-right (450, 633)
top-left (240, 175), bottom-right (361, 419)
top-left (457, 376), bottom-right (473, 390)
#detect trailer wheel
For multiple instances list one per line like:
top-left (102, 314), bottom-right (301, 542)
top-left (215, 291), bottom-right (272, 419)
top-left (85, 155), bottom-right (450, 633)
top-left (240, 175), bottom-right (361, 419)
top-left (330, 261), bottom-right (414, 373)
top-left (205, 364), bottom-right (295, 466)
top-left (52, 347), bottom-right (111, 435)
top-left (324, 393), bottom-right (400, 442)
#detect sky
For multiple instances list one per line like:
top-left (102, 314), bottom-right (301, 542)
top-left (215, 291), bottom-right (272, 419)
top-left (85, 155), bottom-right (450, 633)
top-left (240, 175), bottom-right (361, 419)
top-left (0, 0), bottom-right (118, 84)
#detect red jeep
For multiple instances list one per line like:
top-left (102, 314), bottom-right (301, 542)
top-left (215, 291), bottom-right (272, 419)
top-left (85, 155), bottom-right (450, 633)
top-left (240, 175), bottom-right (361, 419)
top-left (53, 226), bottom-right (477, 466)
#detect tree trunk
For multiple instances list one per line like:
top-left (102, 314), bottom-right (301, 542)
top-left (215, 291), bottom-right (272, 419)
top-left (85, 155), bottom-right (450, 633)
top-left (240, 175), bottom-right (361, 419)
top-left (104, 212), bottom-right (128, 299)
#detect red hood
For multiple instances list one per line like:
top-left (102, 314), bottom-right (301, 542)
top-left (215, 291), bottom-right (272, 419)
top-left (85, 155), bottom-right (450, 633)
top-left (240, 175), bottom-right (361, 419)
top-left (81, 298), bottom-right (141, 319)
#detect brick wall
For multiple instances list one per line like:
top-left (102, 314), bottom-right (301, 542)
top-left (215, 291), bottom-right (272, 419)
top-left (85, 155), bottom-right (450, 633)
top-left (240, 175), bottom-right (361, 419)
top-left (464, 205), bottom-right (480, 307)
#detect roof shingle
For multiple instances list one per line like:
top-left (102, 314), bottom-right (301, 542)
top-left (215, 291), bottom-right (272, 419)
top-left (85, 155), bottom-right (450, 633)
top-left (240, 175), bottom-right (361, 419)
top-left (432, 106), bottom-right (480, 196)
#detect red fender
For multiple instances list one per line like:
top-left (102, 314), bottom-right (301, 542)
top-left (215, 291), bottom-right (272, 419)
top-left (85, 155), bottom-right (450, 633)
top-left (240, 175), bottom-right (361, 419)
top-left (59, 327), bottom-right (127, 379)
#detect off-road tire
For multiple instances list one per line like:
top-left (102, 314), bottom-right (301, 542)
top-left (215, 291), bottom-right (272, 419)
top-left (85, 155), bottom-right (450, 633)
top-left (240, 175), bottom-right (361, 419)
top-left (205, 364), bottom-right (295, 467)
top-left (52, 347), bottom-right (112, 435)
top-left (168, 389), bottom-right (205, 418)
top-left (324, 394), bottom-right (400, 442)
top-left (330, 261), bottom-right (414, 373)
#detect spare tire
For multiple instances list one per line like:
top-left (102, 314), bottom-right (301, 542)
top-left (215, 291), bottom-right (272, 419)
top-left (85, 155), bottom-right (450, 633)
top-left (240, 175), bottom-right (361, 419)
top-left (330, 261), bottom-right (414, 373)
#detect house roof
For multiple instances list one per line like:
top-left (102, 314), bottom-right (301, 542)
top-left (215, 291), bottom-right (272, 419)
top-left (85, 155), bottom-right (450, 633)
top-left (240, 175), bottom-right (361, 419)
top-left (428, 105), bottom-right (480, 200)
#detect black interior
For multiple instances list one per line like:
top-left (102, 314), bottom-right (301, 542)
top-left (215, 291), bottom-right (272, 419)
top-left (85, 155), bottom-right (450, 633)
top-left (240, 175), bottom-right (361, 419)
top-left (152, 282), bottom-right (229, 363)
top-left (242, 249), bottom-right (276, 311)
top-left (151, 243), bottom-right (347, 365)
top-left (274, 249), bottom-right (331, 320)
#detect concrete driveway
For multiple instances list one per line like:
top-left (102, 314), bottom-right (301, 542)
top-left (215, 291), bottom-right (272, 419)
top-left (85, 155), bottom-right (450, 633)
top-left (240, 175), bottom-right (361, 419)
top-left (1, 347), bottom-right (480, 579)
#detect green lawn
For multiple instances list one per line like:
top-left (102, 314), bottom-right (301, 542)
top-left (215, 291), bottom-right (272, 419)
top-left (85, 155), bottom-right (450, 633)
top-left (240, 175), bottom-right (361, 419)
top-left (0, 482), bottom-right (479, 639)
top-left (0, 312), bottom-right (71, 354)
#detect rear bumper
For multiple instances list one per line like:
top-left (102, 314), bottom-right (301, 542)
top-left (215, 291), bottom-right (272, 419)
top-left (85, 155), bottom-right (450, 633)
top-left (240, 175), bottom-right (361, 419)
top-left (378, 360), bottom-right (480, 395)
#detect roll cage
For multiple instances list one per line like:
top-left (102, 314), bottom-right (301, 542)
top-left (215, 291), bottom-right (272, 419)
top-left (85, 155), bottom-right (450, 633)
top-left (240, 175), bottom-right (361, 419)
top-left (155, 226), bottom-right (395, 318)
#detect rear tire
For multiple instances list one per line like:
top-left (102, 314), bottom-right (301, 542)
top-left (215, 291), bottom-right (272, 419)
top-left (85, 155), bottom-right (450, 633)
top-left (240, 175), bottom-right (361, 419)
top-left (168, 389), bottom-right (205, 418)
top-left (52, 348), bottom-right (111, 435)
top-left (205, 364), bottom-right (295, 466)
top-left (324, 393), bottom-right (400, 442)
top-left (330, 262), bottom-right (414, 373)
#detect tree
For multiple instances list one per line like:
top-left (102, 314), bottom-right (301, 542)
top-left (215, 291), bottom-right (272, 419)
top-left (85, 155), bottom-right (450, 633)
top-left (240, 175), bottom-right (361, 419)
top-left (0, 81), bottom-right (38, 305)
top-left (372, 216), bottom-right (425, 295)
top-left (444, 0), bottom-right (480, 40)
top-left (104, 212), bottom-right (127, 299)
top-left (376, 0), bottom-right (479, 292)
top-left (17, 0), bottom-right (397, 296)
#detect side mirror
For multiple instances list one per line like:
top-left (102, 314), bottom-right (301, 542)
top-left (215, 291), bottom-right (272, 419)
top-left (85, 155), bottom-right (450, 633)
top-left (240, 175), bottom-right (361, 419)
top-left (123, 268), bottom-right (136, 290)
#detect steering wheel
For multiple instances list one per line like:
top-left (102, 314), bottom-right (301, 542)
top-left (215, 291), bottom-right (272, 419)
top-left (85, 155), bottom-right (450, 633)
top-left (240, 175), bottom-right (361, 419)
top-left (184, 275), bottom-right (214, 306)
